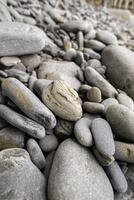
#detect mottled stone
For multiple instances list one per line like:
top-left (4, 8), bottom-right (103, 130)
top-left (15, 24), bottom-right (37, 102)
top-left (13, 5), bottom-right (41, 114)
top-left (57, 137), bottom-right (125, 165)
top-left (87, 87), bottom-right (102, 103)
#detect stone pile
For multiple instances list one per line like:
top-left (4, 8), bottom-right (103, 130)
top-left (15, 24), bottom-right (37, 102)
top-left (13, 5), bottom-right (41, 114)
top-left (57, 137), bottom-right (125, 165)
top-left (0, 0), bottom-right (134, 200)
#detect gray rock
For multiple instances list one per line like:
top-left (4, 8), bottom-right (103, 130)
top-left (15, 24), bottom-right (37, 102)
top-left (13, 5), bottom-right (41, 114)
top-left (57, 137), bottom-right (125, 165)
top-left (0, 126), bottom-right (25, 149)
top-left (48, 139), bottom-right (114, 200)
top-left (96, 30), bottom-right (118, 45)
top-left (101, 98), bottom-right (118, 111)
top-left (91, 118), bottom-right (115, 156)
top-left (12, 62), bottom-right (26, 72)
top-left (0, 22), bottom-right (46, 56)
top-left (88, 59), bottom-right (101, 68)
top-left (0, 2), bottom-right (12, 22)
top-left (74, 117), bottom-right (93, 147)
top-left (0, 148), bottom-right (47, 200)
top-left (34, 79), bottom-right (52, 96)
top-left (2, 78), bottom-right (56, 129)
top-left (105, 161), bottom-right (128, 193)
top-left (0, 56), bottom-right (21, 67)
top-left (106, 104), bottom-right (134, 142)
top-left (83, 101), bottom-right (105, 114)
top-left (5, 69), bottom-right (29, 83)
top-left (44, 151), bottom-right (55, 180)
top-left (0, 104), bottom-right (46, 139)
top-left (85, 39), bottom-right (106, 51)
top-left (21, 54), bottom-right (41, 72)
top-left (115, 141), bottom-right (134, 164)
top-left (87, 87), bottom-right (102, 103)
top-left (39, 134), bottom-right (59, 153)
top-left (27, 139), bottom-right (46, 170)
top-left (84, 48), bottom-right (101, 60)
top-left (55, 118), bottom-right (73, 140)
top-left (85, 67), bottom-right (117, 98)
top-left (117, 93), bottom-right (134, 111)
top-left (63, 48), bottom-right (77, 61)
top-left (102, 45), bottom-right (134, 100)
top-left (0, 117), bottom-right (7, 129)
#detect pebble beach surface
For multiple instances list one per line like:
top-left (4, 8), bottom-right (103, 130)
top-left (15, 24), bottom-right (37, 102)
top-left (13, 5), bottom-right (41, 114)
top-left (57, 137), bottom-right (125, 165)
top-left (0, 0), bottom-right (134, 200)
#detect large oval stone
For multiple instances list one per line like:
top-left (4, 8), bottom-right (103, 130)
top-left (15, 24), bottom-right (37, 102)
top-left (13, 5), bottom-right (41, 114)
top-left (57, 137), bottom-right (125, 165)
top-left (102, 45), bottom-right (134, 99)
top-left (0, 22), bottom-right (46, 56)
top-left (0, 148), bottom-right (46, 200)
top-left (48, 139), bottom-right (114, 200)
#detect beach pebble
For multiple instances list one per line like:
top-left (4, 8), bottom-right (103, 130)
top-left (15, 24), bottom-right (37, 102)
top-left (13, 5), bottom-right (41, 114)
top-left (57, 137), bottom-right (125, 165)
top-left (102, 45), bottom-right (134, 99)
top-left (0, 126), bottom-right (25, 149)
top-left (63, 48), bottom-right (77, 61)
top-left (88, 59), bottom-right (101, 68)
top-left (44, 151), bottom-right (55, 180)
top-left (87, 87), bottom-right (102, 102)
top-left (117, 93), bottom-right (134, 111)
top-left (85, 39), bottom-right (106, 51)
top-left (102, 98), bottom-right (119, 111)
top-left (27, 139), bottom-right (46, 170)
top-left (105, 161), bottom-right (128, 193)
top-left (5, 69), bottom-right (29, 83)
top-left (84, 48), bottom-right (101, 60)
top-left (42, 80), bottom-right (82, 121)
top-left (83, 101), bottom-right (104, 114)
top-left (115, 141), bottom-right (134, 164)
top-left (0, 56), bottom-right (21, 67)
top-left (106, 104), bottom-right (134, 142)
top-left (21, 54), bottom-right (41, 72)
top-left (92, 146), bottom-right (115, 166)
top-left (39, 134), bottom-right (59, 153)
top-left (74, 116), bottom-right (93, 147)
top-left (0, 148), bottom-right (47, 200)
top-left (48, 139), bottom-right (114, 200)
top-left (0, 2), bottom-right (12, 21)
top-left (55, 118), bottom-right (73, 140)
top-left (91, 118), bottom-right (115, 156)
top-left (96, 30), bottom-right (118, 45)
top-left (12, 62), bottom-right (26, 71)
top-left (85, 67), bottom-right (117, 98)
top-left (0, 22), bottom-right (46, 56)
top-left (2, 78), bottom-right (56, 129)
top-left (0, 104), bottom-right (46, 139)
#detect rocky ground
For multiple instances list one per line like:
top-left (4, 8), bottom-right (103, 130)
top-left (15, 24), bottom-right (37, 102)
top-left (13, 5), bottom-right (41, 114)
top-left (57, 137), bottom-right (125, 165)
top-left (0, 0), bottom-right (134, 200)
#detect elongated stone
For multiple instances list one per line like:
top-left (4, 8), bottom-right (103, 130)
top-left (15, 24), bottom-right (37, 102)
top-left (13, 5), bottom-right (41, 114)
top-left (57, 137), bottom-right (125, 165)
top-left (0, 104), bottom-right (45, 139)
top-left (91, 118), bottom-right (115, 156)
top-left (2, 78), bottom-right (56, 129)
top-left (0, 2), bottom-right (12, 22)
top-left (0, 22), bottom-right (46, 56)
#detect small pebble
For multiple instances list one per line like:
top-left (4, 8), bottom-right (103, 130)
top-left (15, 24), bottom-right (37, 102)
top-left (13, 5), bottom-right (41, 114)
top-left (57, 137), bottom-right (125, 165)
top-left (5, 69), bottom-right (29, 83)
top-left (83, 101), bottom-right (104, 114)
top-left (87, 87), bottom-right (102, 103)
top-left (117, 93), bottom-right (134, 111)
top-left (102, 98), bottom-right (118, 111)
top-left (0, 56), bottom-right (21, 67)
top-left (21, 54), bottom-right (41, 72)
top-left (96, 30), bottom-right (118, 45)
top-left (85, 39), bottom-right (106, 51)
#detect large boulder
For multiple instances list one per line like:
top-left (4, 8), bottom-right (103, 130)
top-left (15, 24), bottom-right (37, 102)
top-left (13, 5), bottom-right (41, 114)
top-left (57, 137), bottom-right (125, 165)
top-left (0, 148), bottom-right (46, 200)
top-left (102, 45), bottom-right (134, 99)
top-left (48, 139), bottom-right (114, 200)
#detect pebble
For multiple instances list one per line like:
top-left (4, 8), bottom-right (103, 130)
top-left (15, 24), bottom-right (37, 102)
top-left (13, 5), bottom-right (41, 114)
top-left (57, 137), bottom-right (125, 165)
top-left (106, 104), bottom-right (134, 142)
top-left (105, 161), bottom-right (128, 193)
top-left (85, 29), bottom-right (96, 40)
top-left (91, 118), bottom-right (115, 156)
top-left (0, 126), bottom-right (25, 149)
top-left (61, 20), bottom-right (93, 33)
top-left (85, 67), bottom-right (117, 98)
top-left (84, 48), bottom-right (101, 60)
top-left (83, 101), bottom-right (105, 114)
top-left (87, 87), bottom-right (102, 103)
top-left (5, 69), bottom-right (29, 83)
top-left (0, 22), bottom-right (46, 56)
top-left (85, 39), bottom-right (106, 51)
top-left (102, 45), bottom-right (134, 99)
top-left (88, 59), bottom-right (101, 68)
top-left (78, 84), bottom-right (91, 94)
top-left (92, 146), bottom-right (115, 166)
top-left (12, 62), bottom-right (26, 71)
top-left (39, 134), bottom-right (59, 153)
top-left (21, 54), bottom-right (41, 72)
top-left (0, 148), bottom-right (47, 200)
top-left (74, 116), bottom-right (93, 147)
top-left (27, 139), bottom-right (46, 170)
top-left (117, 93), bottom-right (134, 111)
top-left (0, 104), bottom-right (46, 139)
top-left (0, 56), bottom-right (21, 67)
top-left (2, 78), bottom-right (56, 129)
top-left (96, 30), bottom-right (118, 45)
top-left (42, 80), bottom-right (82, 121)
top-left (34, 79), bottom-right (52, 96)
top-left (0, 2), bottom-right (12, 22)
top-left (44, 151), bottom-right (55, 180)
top-left (101, 98), bottom-right (119, 111)
top-left (115, 141), bottom-right (134, 164)
top-left (55, 118), bottom-right (73, 140)
top-left (48, 139), bottom-right (114, 200)
top-left (23, 16), bottom-right (36, 25)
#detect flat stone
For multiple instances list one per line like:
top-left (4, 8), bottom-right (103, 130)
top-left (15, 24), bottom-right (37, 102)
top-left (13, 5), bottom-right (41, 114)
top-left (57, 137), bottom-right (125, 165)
top-left (0, 22), bottom-right (46, 56)
top-left (0, 56), bottom-right (21, 67)
top-left (0, 148), bottom-right (47, 200)
top-left (83, 101), bottom-right (105, 114)
top-left (0, 2), bottom-right (12, 22)
top-left (21, 54), bottom-right (41, 72)
top-left (85, 39), bottom-right (106, 51)
top-left (115, 141), bottom-right (134, 164)
top-left (102, 45), bottom-right (134, 100)
top-left (91, 118), bottom-right (115, 156)
top-left (106, 104), bottom-right (134, 142)
top-left (96, 30), bottom-right (118, 45)
top-left (0, 126), bottom-right (25, 149)
top-left (48, 139), bottom-right (114, 200)
top-left (117, 93), bottom-right (134, 111)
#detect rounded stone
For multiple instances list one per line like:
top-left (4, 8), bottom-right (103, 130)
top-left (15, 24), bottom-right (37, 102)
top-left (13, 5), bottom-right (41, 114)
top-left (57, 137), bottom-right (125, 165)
top-left (21, 54), bottom-right (41, 72)
top-left (117, 93), bottom-right (134, 111)
top-left (106, 104), bottom-right (134, 142)
top-left (48, 139), bottom-right (114, 200)
top-left (96, 30), bottom-right (118, 45)
top-left (87, 87), bottom-right (102, 103)
top-left (101, 98), bottom-right (118, 111)
top-left (85, 39), bottom-right (106, 51)
top-left (39, 134), bottom-right (59, 153)
top-left (115, 141), bottom-right (134, 164)
top-left (105, 161), bottom-right (128, 193)
top-left (83, 101), bottom-right (105, 114)
top-left (0, 56), bottom-right (21, 67)
top-left (91, 118), bottom-right (115, 156)
top-left (0, 148), bottom-right (47, 200)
